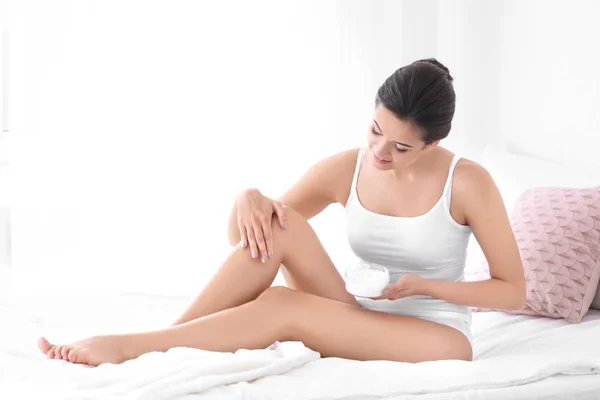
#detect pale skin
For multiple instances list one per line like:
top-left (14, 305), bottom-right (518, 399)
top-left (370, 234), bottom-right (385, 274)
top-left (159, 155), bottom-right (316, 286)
top-left (37, 105), bottom-right (526, 366)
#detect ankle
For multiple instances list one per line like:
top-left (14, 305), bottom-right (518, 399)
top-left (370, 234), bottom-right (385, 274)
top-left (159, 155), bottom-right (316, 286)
top-left (116, 333), bottom-right (148, 361)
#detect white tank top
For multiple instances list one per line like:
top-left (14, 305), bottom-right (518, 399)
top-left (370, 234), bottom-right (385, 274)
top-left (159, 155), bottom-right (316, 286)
top-left (345, 146), bottom-right (473, 339)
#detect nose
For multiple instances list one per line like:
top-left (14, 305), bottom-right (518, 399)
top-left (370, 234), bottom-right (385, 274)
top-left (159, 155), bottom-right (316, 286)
top-left (372, 145), bottom-right (391, 161)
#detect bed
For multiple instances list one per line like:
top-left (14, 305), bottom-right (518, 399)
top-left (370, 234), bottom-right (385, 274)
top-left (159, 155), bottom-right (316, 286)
top-left (2, 145), bottom-right (600, 399)
top-left (0, 289), bottom-right (599, 400)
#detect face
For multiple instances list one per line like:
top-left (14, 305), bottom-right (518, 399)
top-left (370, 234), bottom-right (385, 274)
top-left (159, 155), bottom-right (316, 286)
top-left (367, 105), bottom-right (438, 171)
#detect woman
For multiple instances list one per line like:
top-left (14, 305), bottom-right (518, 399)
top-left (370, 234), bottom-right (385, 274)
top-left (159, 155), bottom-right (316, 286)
top-left (38, 58), bottom-right (526, 366)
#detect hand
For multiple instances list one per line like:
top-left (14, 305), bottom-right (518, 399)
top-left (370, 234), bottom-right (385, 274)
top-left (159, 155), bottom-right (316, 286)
top-left (370, 274), bottom-right (427, 300)
top-left (236, 189), bottom-right (287, 263)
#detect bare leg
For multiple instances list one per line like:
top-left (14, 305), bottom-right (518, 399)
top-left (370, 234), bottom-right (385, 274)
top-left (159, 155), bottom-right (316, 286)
top-left (37, 287), bottom-right (472, 366)
top-left (172, 206), bottom-right (358, 326)
top-left (37, 207), bottom-right (361, 364)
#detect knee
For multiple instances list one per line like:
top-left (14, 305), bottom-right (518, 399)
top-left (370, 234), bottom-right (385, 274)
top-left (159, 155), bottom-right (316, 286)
top-left (257, 285), bottom-right (296, 303)
top-left (257, 286), bottom-right (298, 338)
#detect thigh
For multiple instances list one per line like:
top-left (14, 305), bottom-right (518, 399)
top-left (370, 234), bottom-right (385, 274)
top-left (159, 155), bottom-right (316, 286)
top-left (267, 286), bottom-right (473, 363)
top-left (275, 207), bottom-right (359, 307)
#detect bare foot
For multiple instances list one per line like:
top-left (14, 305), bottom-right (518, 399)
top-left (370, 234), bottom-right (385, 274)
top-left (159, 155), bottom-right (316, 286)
top-left (37, 335), bottom-right (139, 367)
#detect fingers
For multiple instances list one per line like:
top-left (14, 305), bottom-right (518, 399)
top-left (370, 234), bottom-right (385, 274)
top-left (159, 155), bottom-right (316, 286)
top-left (380, 290), bottom-right (410, 301)
top-left (370, 294), bottom-right (389, 300)
top-left (244, 220), bottom-right (268, 262)
top-left (253, 222), bottom-right (269, 263)
top-left (239, 225), bottom-right (248, 248)
top-left (261, 218), bottom-right (274, 261)
top-left (238, 197), bottom-right (286, 262)
top-left (272, 201), bottom-right (287, 229)
top-left (246, 225), bottom-right (259, 259)
top-left (370, 287), bottom-right (395, 300)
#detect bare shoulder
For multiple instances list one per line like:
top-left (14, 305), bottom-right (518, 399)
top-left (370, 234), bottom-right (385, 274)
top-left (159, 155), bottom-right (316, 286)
top-left (452, 157), bottom-right (503, 220)
top-left (322, 147), bottom-right (360, 164)
top-left (454, 158), bottom-right (496, 192)
top-left (321, 148), bottom-right (361, 204)
top-left (309, 147), bottom-right (359, 182)
top-left (324, 147), bottom-right (360, 173)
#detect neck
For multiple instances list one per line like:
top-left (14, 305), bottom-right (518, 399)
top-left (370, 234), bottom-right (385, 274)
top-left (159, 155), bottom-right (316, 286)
top-left (391, 147), bottom-right (441, 181)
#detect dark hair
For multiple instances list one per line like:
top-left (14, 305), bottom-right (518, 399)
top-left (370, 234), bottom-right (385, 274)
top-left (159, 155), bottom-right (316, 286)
top-left (375, 58), bottom-right (455, 146)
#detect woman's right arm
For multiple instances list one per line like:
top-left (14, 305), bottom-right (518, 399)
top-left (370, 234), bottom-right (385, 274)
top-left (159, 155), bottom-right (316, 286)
top-left (277, 148), bottom-right (359, 219)
top-left (227, 148), bottom-right (359, 247)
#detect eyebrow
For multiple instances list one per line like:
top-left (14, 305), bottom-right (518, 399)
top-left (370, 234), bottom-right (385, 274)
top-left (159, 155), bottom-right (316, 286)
top-left (373, 120), bottom-right (414, 149)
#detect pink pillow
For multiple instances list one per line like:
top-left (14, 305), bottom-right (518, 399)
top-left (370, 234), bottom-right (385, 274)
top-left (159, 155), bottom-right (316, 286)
top-left (472, 186), bottom-right (600, 323)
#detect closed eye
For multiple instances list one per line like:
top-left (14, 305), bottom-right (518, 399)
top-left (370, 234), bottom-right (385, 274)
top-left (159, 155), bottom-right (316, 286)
top-left (371, 128), bottom-right (408, 153)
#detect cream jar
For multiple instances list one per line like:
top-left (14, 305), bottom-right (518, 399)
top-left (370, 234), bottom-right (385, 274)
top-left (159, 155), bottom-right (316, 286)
top-left (344, 260), bottom-right (390, 298)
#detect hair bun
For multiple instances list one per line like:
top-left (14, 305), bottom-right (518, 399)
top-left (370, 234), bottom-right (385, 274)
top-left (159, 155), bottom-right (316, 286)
top-left (415, 58), bottom-right (453, 82)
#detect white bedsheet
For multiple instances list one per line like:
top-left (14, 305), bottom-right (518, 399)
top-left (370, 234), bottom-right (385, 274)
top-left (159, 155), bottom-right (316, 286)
top-left (1, 292), bottom-right (599, 399)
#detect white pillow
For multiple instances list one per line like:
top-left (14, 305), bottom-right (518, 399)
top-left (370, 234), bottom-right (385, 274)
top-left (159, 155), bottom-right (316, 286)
top-left (464, 145), bottom-right (600, 310)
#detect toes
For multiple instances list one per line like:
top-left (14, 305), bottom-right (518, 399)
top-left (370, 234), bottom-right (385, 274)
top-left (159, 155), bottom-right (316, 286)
top-left (68, 348), bottom-right (79, 364)
top-left (37, 337), bottom-right (52, 355)
top-left (46, 348), bottom-right (55, 359)
top-left (54, 346), bottom-right (63, 359)
top-left (61, 346), bottom-right (70, 360)
top-left (68, 349), bottom-right (76, 363)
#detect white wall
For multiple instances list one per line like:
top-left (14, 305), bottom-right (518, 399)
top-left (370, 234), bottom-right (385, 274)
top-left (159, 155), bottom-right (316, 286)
top-left (6, 0), bottom-right (600, 296)
top-left (496, 0), bottom-right (600, 164)
top-left (437, 0), bottom-right (507, 161)
top-left (438, 0), bottom-right (600, 164)
top-left (1, 0), bottom-right (11, 269)
top-left (6, 0), bottom-right (331, 293)
top-left (5, 0), bottom-right (437, 295)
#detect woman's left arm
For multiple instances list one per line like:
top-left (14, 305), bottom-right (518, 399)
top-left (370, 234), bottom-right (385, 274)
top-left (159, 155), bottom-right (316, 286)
top-left (421, 161), bottom-right (527, 310)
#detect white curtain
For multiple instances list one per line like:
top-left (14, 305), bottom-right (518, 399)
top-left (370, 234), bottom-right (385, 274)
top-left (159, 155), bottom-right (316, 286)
top-left (4, 1), bottom-right (379, 295)
top-left (6, 0), bottom-right (477, 296)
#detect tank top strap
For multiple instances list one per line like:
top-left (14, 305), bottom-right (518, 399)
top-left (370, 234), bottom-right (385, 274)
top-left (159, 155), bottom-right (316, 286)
top-left (443, 154), bottom-right (462, 207)
top-left (347, 146), bottom-right (366, 207)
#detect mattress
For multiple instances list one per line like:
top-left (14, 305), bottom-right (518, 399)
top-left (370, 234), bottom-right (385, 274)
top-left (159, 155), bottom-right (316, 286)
top-left (387, 310), bottom-right (600, 400)
top-left (1, 289), bottom-right (599, 399)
